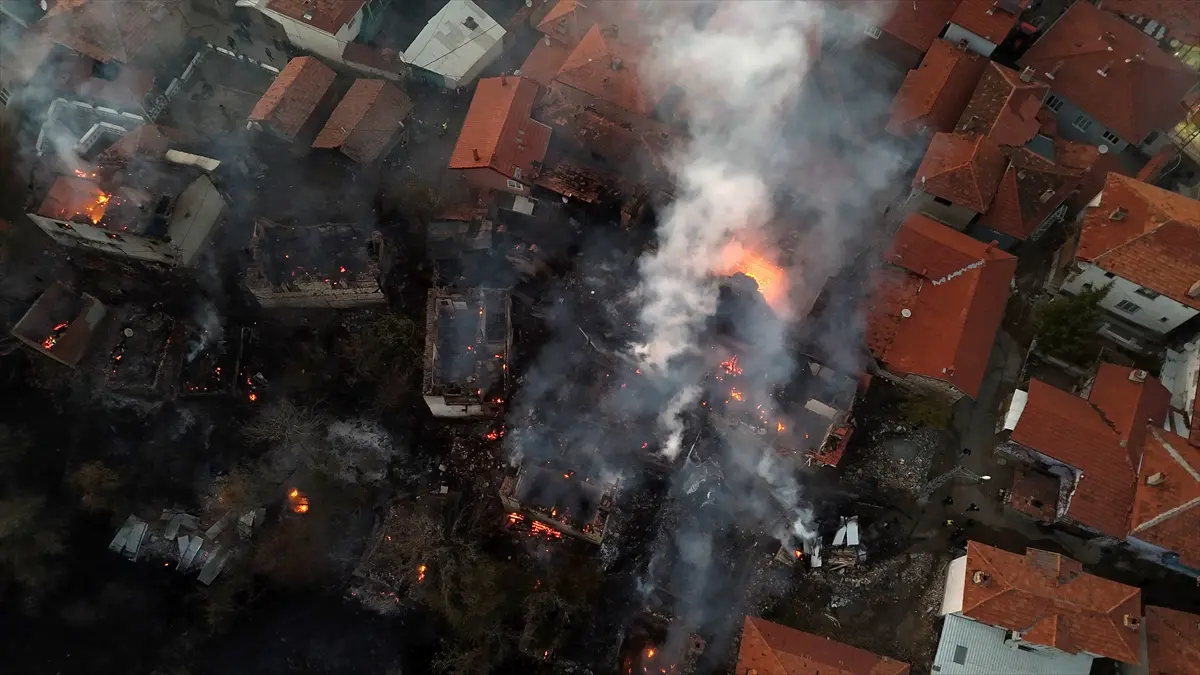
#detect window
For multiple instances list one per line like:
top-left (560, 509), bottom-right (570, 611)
top-left (1103, 271), bottom-right (1116, 278)
top-left (0, 88), bottom-right (9, 106)
top-left (512, 166), bottom-right (522, 180)
top-left (1044, 94), bottom-right (1064, 111)
top-left (1134, 287), bottom-right (1160, 300)
top-left (1101, 130), bottom-right (1121, 145)
top-left (1115, 299), bottom-right (1141, 314)
top-left (505, 179), bottom-right (523, 191)
top-left (933, 196), bottom-right (953, 206)
top-left (1072, 114), bottom-right (1093, 132)
top-left (863, 25), bottom-right (882, 39)
top-left (952, 645), bottom-right (968, 665)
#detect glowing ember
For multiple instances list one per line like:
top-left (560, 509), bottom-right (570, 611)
top-left (288, 488), bottom-right (309, 513)
top-left (777, 422), bottom-right (785, 432)
top-left (485, 428), bottom-right (504, 441)
top-left (794, 549), bottom-right (802, 559)
top-left (248, 392), bottom-right (258, 402)
top-left (288, 488), bottom-right (299, 498)
top-left (42, 322), bottom-right (70, 350)
top-left (718, 241), bottom-right (787, 311)
top-left (73, 169), bottom-right (96, 179)
top-left (530, 521), bottom-right (563, 539)
top-left (339, 266), bottom-right (347, 273)
top-left (729, 388), bottom-right (745, 402)
top-left (719, 356), bottom-right (742, 375)
top-left (417, 564), bottom-right (427, 583)
top-left (647, 649), bottom-right (656, 658)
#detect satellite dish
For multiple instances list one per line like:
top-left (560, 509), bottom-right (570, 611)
top-left (901, 308), bottom-right (912, 318)
top-left (123, 328), bottom-right (134, 337)
top-left (525, 0), bottom-right (532, 6)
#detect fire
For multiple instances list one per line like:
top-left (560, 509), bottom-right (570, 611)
top-left (417, 564), bottom-right (427, 583)
top-left (288, 488), bottom-right (299, 498)
top-left (42, 322), bottom-right (69, 350)
top-left (339, 266), bottom-right (347, 273)
top-left (73, 169), bottom-right (96, 179)
top-left (288, 488), bottom-right (309, 513)
top-left (720, 356), bottom-right (742, 376)
top-left (730, 388), bottom-right (745, 402)
top-left (718, 241), bottom-right (787, 311)
top-left (248, 392), bottom-right (258, 402)
top-left (485, 428), bottom-right (504, 441)
top-left (777, 422), bottom-right (785, 432)
top-left (794, 549), bottom-right (802, 559)
top-left (530, 521), bottom-right (563, 539)
top-left (647, 649), bottom-right (656, 658)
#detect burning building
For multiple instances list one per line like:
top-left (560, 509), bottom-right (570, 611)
top-left (10, 281), bottom-right (107, 368)
top-left (243, 218), bottom-right (385, 309)
top-left (91, 306), bottom-right (188, 401)
top-left (26, 151), bottom-right (226, 269)
top-left (421, 288), bottom-right (511, 418)
top-left (499, 464), bottom-right (618, 545)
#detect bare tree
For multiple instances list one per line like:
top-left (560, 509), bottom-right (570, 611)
top-left (0, 495), bottom-right (64, 596)
top-left (205, 462), bottom-right (277, 519)
top-left (242, 399), bottom-right (325, 450)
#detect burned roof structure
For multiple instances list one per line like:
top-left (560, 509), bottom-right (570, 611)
top-left (10, 281), bottom-right (107, 368)
top-left (499, 463), bottom-right (617, 545)
top-left (90, 305), bottom-right (188, 401)
top-left (421, 288), bottom-right (511, 418)
top-left (244, 218), bottom-right (385, 309)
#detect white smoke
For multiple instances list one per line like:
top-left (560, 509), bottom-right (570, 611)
top-left (185, 296), bottom-right (224, 362)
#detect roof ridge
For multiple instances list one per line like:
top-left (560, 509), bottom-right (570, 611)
top-left (746, 617), bottom-right (790, 673)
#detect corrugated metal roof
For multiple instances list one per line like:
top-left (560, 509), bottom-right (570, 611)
top-left (933, 614), bottom-right (1094, 675)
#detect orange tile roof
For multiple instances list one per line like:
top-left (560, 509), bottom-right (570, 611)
top-left (1052, 138), bottom-right (1130, 211)
top-left (313, 79), bottom-right (412, 164)
top-left (913, 131), bottom-right (1008, 211)
top-left (886, 39), bottom-right (989, 138)
top-left (978, 148), bottom-right (1080, 240)
top-left (554, 25), bottom-right (656, 116)
top-left (1143, 606), bottom-right (1200, 675)
top-left (865, 214), bottom-right (1016, 399)
top-left (520, 37), bottom-right (572, 87)
top-left (449, 76), bottom-right (550, 181)
top-left (961, 541), bottom-right (1143, 663)
top-left (956, 62), bottom-right (1047, 148)
top-left (1009, 363), bottom-right (1170, 537)
top-left (1099, 0), bottom-right (1200, 42)
top-left (949, 0), bottom-right (1029, 43)
top-left (248, 57), bottom-right (336, 139)
top-left (266, 0), bottom-right (363, 34)
top-left (39, 0), bottom-right (179, 63)
top-left (536, 0), bottom-right (592, 43)
top-left (860, 0), bottom-right (963, 52)
top-left (735, 616), bottom-right (910, 675)
top-left (1129, 428), bottom-right (1200, 569)
top-left (37, 176), bottom-right (109, 221)
top-left (1019, 1), bottom-right (1199, 142)
top-left (1075, 173), bottom-right (1200, 309)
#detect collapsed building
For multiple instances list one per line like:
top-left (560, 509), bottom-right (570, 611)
top-left (499, 463), bottom-right (618, 545)
top-left (244, 218), bottom-right (385, 309)
top-left (421, 288), bottom-right (511, 418)
top-left (10, 281), bottom-right (107, 368)
top-left (109, 508), bottom-right (265, 586)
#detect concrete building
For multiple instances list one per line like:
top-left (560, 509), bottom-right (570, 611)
top-left (243, 219), bottom-right (385, 309)
top-left (421, 288), bottom-right (511, 418)
top-left (943, 0), bottom-right (1029, 58)
top-left (403, 0), bottom-right (505, 89)
top-left (235, 0), bottom-right (388, 62)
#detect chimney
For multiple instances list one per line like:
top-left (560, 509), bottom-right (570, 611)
top-left (472, 148), bottom-right (480, 161)
top-left (1020, 66), bottom-right (1036, 82)
top-left (500, 73), bottom-right (507, 86)
top-left (1097, 60), bottom-right (1113, 77)
top-left (1128, 369), bottom-right (1148, 383)
top-left (973, 571), bottom-right (991, 585)
top-left (1045, 60), bottom-right (1063, 80)
top-left (1145, 472), bottom-right (1165, 486)
top-left (1110, 207), bottom-right (1128, 221)
top-left (1123, 615), bottom-right (1141, 631)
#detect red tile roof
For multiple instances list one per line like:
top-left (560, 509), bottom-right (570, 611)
top-left (312, 79), bottom-right (412, 164)
top-left (735, 616), bottom-right (910, 675)
top-left (39, 0), bottom-right (180, 63)
top-left (886, 39), bottom-right (989, 138)
top-left (554, 25), bottom-right (656, 116)
top-left (961, 541), bottom-right (1143, 663)
top-left (978, 148), bottom-right (1080, 240)
top-left (519, 37), bottom-right (573, 87)
top-left (1143, 606), bottom-right (1200, 675)
top-left (450, 76), bottom-right (550, 182)
top-left (248, 57), bottom-right (336, 139)
top-left (956, 62), bottom-right (1048, 148)
top-left (1099, 0), bottom-right (1200, 42)
top-left (866, 214), bottom-right (1016, 399)
top-left (913, 132), bottom-right (1008, 211)
top-left (1052, 138), bottom-right (1130, 211)
top-left (1075, 173), bottom-right (1200, 309)
top-left (1129, 427), bottom-right (1200, 569)
top-left (37, 176), bottom-right (108, 221)
top-left (949, 0), bottom-right (1029, 43)
top-left (96, 125), bottom-right (177, 164)
top-left (861, 0), bottom-right (963, 52)
top-left (1019, 1), bottom-right (1199, 142)
top-left (1009, 363), bottom-right (1170, 537)
top-left (266, 0), bottom-right (363, 34)
top-left (536, 0), bottom-right (593, 44)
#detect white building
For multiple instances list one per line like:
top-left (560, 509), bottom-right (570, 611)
top-left (404, 0), bottom-right (505, 89)
top-left (942, 0), bottom-right (1028, 58)
top-left (236, 0), bottom-right (370, 62)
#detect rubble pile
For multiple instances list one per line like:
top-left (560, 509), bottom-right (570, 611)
top-left (841, 428), bottom-right (945, 497)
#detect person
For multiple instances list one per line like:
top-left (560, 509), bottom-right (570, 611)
top-left (942, 496), bottom-right (954, 506)
top-left (968, 503), bottom-right (980, 512)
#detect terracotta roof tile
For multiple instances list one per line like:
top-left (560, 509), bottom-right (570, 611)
top-left (736, 616), bottom-right (911, 675)
top-left (536, 0), bottom-right (594, 44)
top-left (978, 147), bottom-right (1080, 240)
top-left (39, 0), bottom-right (180, 63)
top-left (1144, 606), bottom-right (1200, 675)
top-left (961, 541), bottom-right (1143, 663)
top-left (313, 79), bottom-right (412, 164)
top-left (1130, 428), bottom-right (1200, 569)
top-left (1100, 0), bottom-right (1200, 42)
top-left (886, 39), bottom-right (988, 138)
top-left (913, 131), bottom-right (1008, 211)
top-left (949, 0), bottom-right (1029, 43)
top-left (1076, 173), bottom-right (1200, 309)
top-left (554, 25), bottom-right (656, 116)
top-left (96, 125), bottom-right (177, 164)
top-left (1019, 1), bottom-right (1199, 142)
top-left (248, 57), bottom-right (336, 139)
top-left (856, 0), bottom-right (963, 52)
top-left (520, 38), bottom-right (572, 87)
top-left (866, 214), bottom-right (1016, 399)
top-left (449, 76), bottom-right (550, 182)
top-left (956, 62), bottom-right (1047, 147)
top-left (1052, 137), bottom-right (1130, 211)
top-left (37, 176), bottom-right (108, 221)
top-left (266, 0), bottom-right (363, 34)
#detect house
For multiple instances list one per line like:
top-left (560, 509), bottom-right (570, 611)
top-left (944, 0), bottom-right (1030, 58)
top-left (449, 76), bottom-right (551, 195)
top-left (243, 219), bottom-right (385, 309)
top-left (1128, 424), bottom-right (1200, 575)
top-left (886, 39), bottom-right (988, 140)
top-left (866, 213), bottom-right (1016, 403)
top-left (421, 287), bottom-right (511, 418)
top-left (403, 0), bottom-right (506, 89)
top-left (236, 0), bottom-right (387, 63)
top-left (499, 463), bottom-right (617, 545)
top-left (10, 281), bottom-right (107, 368)
top-left (909, 131), bottom-right (1007, 228)
top-left (937, 541), bottom-right (1142, 672)
top-left (312, 79), bottom-right (412, 164)
top-left (37, 0), bottom-right (188, 68)
top-left (1057, 173), bottom-right (1200, 345)
top-left (852, 0), bottom-right (963, 71)
top-left (1124, 606), bottom-right (1200, 675)
top-left (956, 62), bottom-right (1047, 149)
top-left (247, 56), bottom-right (337, 144)
top-left (970, 147), bottom-right (1084, 248)
top-left (1019, 1), bottom-right (1199, 159)
top-left (1096, 0), bottom-right (1200, 43)
top-left (734, 616), bottom-right (910, 675)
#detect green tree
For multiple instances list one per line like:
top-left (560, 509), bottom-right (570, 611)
top-left (1033, 283), bottom-right (1111, 362)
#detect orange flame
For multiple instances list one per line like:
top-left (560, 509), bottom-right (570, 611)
top-left (730, 388), bottom-right (745, 402)
top-left (417, 564), bottom-right (427, 583)
top-left (718, 241), bottom-right (787, 311)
